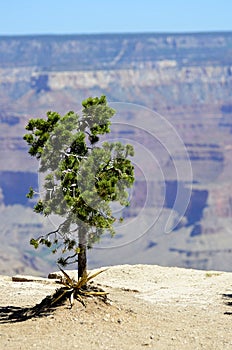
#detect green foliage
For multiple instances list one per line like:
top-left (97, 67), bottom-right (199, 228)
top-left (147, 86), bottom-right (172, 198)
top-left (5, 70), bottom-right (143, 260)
top-left (24, 95), bottom-right (135, 271)
top-left (30, 238), bottom-right (39, 249)
top-left (26, 186), bottom-right (34, 199)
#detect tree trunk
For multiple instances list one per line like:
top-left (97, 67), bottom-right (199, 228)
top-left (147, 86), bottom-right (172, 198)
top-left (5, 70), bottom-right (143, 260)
top-left (78, 226), bottom-right (87, 281)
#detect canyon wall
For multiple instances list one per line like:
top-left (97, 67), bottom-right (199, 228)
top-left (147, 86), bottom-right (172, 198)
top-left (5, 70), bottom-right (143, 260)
top-left (0, 32), bottom-right (232, 274)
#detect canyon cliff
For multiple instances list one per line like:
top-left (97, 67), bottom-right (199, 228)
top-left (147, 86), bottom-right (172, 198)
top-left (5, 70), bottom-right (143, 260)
top-left (0, 32), bottom-right (232, 275)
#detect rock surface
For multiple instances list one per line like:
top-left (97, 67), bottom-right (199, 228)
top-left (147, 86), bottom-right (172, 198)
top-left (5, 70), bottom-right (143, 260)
top-left (0, 264), bottom-right (232, 349)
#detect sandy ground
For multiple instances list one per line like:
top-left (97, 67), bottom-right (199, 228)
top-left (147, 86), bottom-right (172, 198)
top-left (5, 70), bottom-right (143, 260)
top-left (0, 264), bottom-right (232, 350)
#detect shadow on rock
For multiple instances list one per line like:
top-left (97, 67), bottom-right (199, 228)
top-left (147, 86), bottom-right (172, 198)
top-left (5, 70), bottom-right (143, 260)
top-left (0, 288), bottom-right (69, 323)
top-left (222, 293), bottom-right (232, 315)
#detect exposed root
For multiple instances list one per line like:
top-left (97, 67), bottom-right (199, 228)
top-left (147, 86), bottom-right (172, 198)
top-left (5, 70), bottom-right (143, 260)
top-left (52, 267), bottom-right (109, 308)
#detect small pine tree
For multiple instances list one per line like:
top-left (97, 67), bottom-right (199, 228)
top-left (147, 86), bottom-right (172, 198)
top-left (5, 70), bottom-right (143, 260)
top-left (24, 96), bottom-right (135, 279)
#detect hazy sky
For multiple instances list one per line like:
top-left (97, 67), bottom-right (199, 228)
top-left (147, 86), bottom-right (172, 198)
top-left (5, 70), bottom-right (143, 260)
top-left (0, 0), bottom-right (232, 35)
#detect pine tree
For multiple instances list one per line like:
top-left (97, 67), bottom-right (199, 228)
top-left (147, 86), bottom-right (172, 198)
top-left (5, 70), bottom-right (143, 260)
top-left (24, 96), bottom-right (135, 279)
